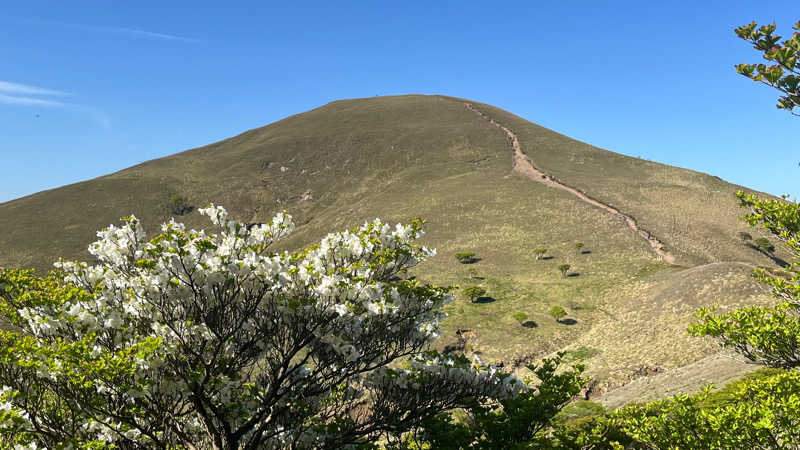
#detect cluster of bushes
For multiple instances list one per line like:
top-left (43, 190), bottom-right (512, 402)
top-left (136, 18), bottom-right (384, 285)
top-left (458, 252), bottom-right (487, 304)
top-left (458, 249), bottom-right (574, 326)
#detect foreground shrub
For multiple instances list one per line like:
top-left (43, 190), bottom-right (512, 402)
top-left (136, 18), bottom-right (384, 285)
top-left (0, 206), bottom-right (527, 449)
top-left (402, 354), bottom-right (587, 449)
top-left (613, 370), bottom-right (800, 449)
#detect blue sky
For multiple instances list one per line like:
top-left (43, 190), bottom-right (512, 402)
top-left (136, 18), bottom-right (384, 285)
top-left (1, 1), bottom-right (798, 203)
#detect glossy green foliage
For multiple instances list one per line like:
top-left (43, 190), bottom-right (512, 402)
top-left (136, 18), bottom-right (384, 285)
top-left (690, 303), bottom-right (800, 368)
top-left (0, 269), bottom-right (162, 448)
top-left (614, 370), bottom-right (800, 449)
top-left (736, 20), bottom-right (800, 115)
top-left (541, 369), bottom-right (800, 449)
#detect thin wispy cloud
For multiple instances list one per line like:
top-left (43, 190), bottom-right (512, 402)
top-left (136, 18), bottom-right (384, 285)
top-left (0, 81), bottom-right (70, 107)
top-left (0, 93), bottom-right (67, 107)
top-left (0, 87), bottom-right (111, 131)
top-left (0, 81), bottom-right (69, 96)
top-left (14, 17), bottom-right (198, 43)
top-left (74, 24), bottom-right (197, 42)
top-left (0, 80), bottom-right (110, 129)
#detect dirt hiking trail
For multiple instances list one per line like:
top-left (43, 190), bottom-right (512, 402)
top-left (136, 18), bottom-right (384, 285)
top-left (464, 102), bottom-right (676, 265)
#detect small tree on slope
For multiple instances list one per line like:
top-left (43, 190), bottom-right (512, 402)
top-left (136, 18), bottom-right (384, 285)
top-left (463, 285), bottom-right (487, 303)
top-left (0, 206), bottom-right (526, 449)
top-left (549, 306), bottom-right (567, 323)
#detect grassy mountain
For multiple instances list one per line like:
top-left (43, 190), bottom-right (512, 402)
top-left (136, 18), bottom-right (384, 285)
top-left (0, 94), bottom-right (781, 405)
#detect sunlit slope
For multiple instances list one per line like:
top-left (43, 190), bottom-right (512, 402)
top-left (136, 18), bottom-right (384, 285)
top-left (0, 95), bottom-right (512, 269)
top-left (0, 95), bottom-right (769, 271)
top-left (569, 262), bottom-right (772, 400)
top-left (0, 94), bottom-right (780, 403)
top-left (452, 97), bottom-right (775, 267)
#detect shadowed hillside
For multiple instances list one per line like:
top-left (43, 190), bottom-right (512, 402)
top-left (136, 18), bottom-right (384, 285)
top-left (0, 94), bottom-right (781, 405)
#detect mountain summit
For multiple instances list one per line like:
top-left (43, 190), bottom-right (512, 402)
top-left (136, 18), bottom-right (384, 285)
top-left (0, 95), bottom-right (780, 404)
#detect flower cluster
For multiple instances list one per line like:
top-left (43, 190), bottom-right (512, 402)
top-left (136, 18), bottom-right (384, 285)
top-left (0, 205), bottom-right (521, 448)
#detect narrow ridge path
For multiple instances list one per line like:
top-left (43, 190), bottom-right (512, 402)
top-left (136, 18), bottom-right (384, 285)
top-left (464, 102), bottom-right (676, 265)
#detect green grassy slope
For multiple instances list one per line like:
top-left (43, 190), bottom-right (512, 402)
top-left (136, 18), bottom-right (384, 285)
top-left (455, 97), bottom-right (778, 267)
top-left (0, 94), bottom-right (779, 405)
top-left (0, 95), bottom-right (510, 269)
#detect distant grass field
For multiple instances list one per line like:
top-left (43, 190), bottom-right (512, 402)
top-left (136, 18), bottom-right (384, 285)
top-left (0, 94), bottom-right (781, 405)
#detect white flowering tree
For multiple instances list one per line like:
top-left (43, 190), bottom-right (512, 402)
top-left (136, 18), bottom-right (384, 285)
top-left (0, 206), bottom-right (525, 449)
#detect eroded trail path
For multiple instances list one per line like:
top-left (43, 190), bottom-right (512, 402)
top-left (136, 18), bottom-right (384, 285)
top-left (464, 102), bottom-right (676, 265)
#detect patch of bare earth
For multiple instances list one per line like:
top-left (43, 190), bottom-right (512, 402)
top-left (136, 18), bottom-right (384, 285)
top-left (595, 354), bottom-right (758, 409)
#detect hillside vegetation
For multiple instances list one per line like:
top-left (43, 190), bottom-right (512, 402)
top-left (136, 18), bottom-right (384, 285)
top-left (0, 94), bottom-right (781, 404)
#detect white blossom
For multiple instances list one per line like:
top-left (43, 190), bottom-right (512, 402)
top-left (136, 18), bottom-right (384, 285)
top-left (0, 205), bottom-right (522, 448)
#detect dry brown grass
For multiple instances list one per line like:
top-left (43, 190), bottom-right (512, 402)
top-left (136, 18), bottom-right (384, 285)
top-left (560, 262), bottom-right (773, 403)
